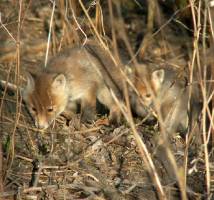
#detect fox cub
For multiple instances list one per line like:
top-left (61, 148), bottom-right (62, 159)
top-left (129, 64), bottom-right (202, 182)
top-left (129, 64), bottom-right (201, 134)
top-left (23, 41), bottom-right (122, 129)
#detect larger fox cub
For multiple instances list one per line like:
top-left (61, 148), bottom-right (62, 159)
top-left (23, 41), bottom-right (122, 130)
top-left (129, 64), bottom-right (201, 134)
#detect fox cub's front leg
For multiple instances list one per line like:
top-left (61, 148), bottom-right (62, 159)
top-left (80, 86), bottom-right (97, 123)
top-left (97, 86), bottom-right (122, 125)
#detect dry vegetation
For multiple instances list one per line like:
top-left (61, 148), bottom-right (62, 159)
top-left (0, 0), bottom-right (214, 199)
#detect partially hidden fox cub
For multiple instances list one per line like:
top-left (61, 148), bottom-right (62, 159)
top-left (23, 40), bottom-right (123, 130)
top-left (129, 64), bottom-right (201, 134)
top-left (129, 63), bottom-right (202, 182)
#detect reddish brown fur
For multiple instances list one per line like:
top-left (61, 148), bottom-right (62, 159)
top-left (130, 64), bottom-right (201, 134)
top-left (23, 41), bottom-right (122, 129)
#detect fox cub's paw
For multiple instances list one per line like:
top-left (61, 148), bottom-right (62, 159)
top-left (81, 108), bottom-right (96, 123)
top-left (109, 110), bottom-right (122, 126)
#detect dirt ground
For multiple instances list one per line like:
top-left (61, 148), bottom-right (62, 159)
top-left (0, 1), bottom-right (213, 200)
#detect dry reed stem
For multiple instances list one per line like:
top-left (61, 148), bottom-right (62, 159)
top-left (0, 66), bottom-right (13, 117)
top-left (144, 71), bottom-right (187, 200)
top-left (139, 0), bottom-right (155, 57)
top-left (120, 1), bottom-right (187, 199)
top-left (189, 0), bottom-right (212, 197)
top-left (45, 0), bottom-right (55, 67)
top-left (59, 0), bottom-right (165, 199)
top-left (110, 90), bottom-right (167, 200)
top-left (0, 0), bottom-right (22, 186)
top-left (78, 1), bottom-right (167, 199)
top-left (0, 137), bottom-right (3, 199)
top-left (6, 0), bottom-right (23, 179)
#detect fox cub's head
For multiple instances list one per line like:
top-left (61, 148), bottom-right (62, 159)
top-left (134, 65), bottom-right (165, 106)
top-left (23, 72), bottom-right (68, 129)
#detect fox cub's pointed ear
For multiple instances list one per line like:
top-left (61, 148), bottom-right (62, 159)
top-left (52, 74), bottom-right (66, 92)
top-left (151, 69), bottom-right (165, 91)
top-left (25, 71), bottom-right (36, 91)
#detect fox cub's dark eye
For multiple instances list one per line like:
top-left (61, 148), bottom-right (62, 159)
top-left (47, 108), bottom-right (54, 112)
top-left (32, 107), bottom-right (37, 112)
top-left (145, 94), bottom-right (151, 98)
